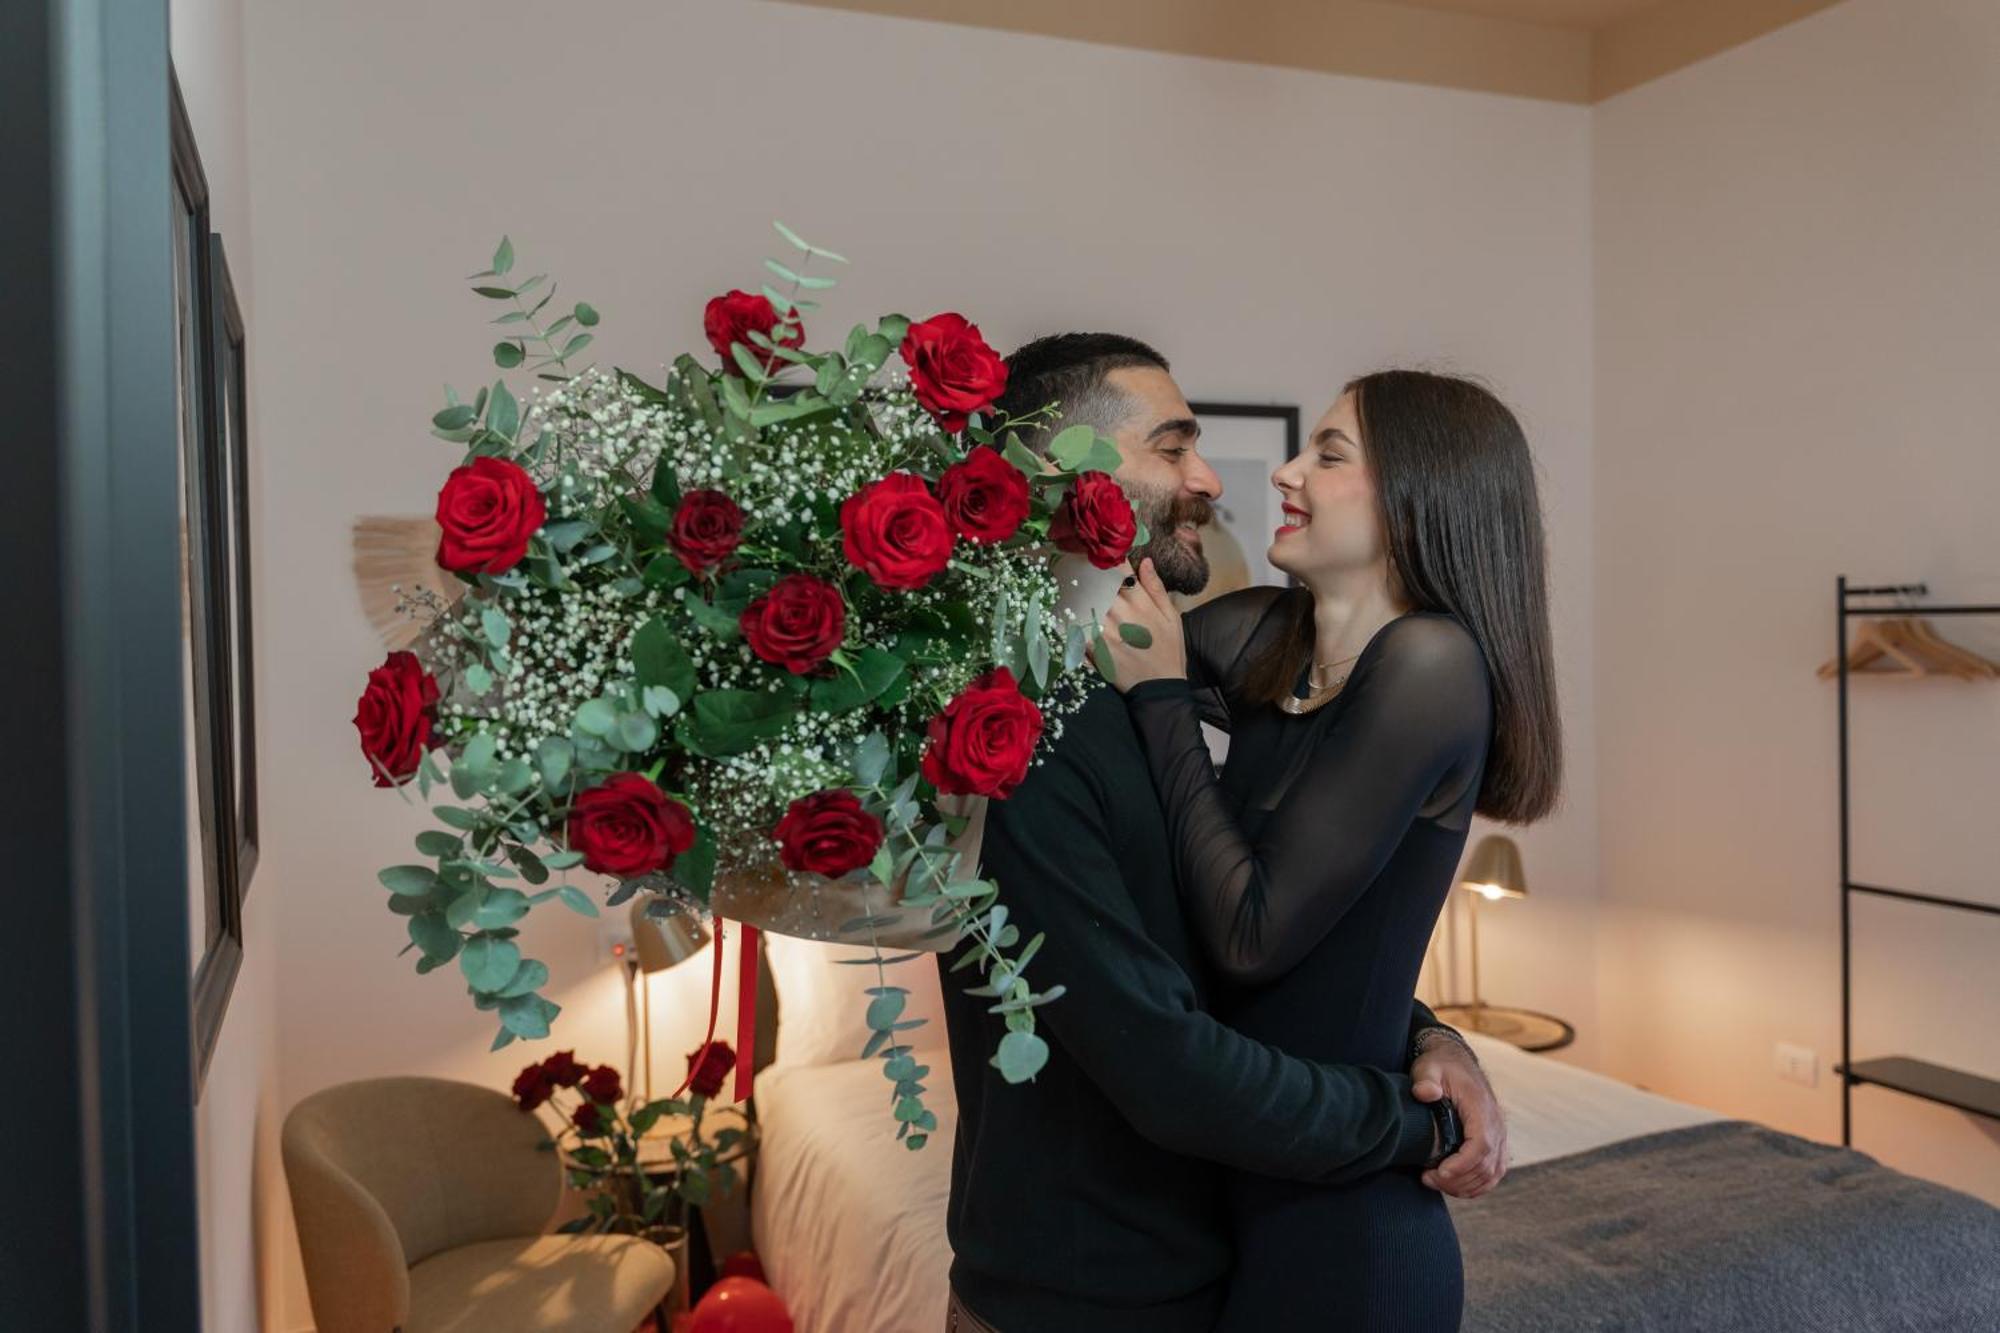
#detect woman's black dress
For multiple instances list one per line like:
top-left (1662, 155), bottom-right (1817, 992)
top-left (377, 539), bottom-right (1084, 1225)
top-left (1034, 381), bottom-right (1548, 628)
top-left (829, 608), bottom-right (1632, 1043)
top-left (1125, 587), bottom-right (1493, 1333)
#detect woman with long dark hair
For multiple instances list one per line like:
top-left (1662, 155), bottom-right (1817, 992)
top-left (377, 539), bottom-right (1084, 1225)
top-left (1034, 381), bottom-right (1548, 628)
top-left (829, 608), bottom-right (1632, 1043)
top-left (1100, 369), bottom-right (1562, 1330)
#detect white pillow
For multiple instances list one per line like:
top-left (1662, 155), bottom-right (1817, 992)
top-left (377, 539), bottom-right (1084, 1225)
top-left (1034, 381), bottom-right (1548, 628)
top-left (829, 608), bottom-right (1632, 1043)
top-left (764, 930), bottom-right (950, 1067)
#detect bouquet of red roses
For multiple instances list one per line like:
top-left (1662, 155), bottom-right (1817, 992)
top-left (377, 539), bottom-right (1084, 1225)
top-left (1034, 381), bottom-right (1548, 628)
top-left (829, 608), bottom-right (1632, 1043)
top-left (356, 225), bottom-right (1136, 1144)
top-left (514, 1048), bottom-right (747, 1238)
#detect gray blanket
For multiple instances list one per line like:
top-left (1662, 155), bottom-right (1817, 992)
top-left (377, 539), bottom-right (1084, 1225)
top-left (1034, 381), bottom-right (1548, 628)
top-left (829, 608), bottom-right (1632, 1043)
top-left (1449, 1119), bottom-right (2000, 1332)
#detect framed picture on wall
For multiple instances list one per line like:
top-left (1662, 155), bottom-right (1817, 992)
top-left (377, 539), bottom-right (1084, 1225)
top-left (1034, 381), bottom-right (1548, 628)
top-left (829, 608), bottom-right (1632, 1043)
top-left (209, 233), bottom-right (258, 896)
top-left (1179, 402), bottom-right (1300, 610)
top-left (173, 71), bottom-right (242, 1085)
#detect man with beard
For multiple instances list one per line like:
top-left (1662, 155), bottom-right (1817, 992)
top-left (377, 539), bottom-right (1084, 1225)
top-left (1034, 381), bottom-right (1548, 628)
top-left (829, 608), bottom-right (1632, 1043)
top-left (936, 334), bottom-right (1507, 1332)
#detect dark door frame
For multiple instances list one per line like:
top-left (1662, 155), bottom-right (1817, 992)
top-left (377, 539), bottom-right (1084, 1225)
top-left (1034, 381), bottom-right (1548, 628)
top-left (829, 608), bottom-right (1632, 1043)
top-left (3, 0), bottom-right (205, 1327)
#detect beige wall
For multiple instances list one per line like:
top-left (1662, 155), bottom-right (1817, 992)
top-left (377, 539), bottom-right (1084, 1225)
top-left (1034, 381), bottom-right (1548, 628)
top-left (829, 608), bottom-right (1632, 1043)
top-left (172, 0), bottom-right (290, 1329)
top-left (241, 0), bottom-right (1598, 1323)
top-left (1593, 0), bottom-right (2000, 1202)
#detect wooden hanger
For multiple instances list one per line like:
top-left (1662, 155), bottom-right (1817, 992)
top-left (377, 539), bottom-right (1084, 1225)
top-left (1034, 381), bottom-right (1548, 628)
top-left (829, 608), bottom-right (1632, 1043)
top-left (1818, 615), bottom-right (2000, 680)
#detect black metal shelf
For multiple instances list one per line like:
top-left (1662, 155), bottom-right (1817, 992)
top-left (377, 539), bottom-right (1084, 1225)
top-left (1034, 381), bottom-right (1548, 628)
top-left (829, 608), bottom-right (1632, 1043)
top-left (1840, 1057), bottom-right (2000, 1123)
top-left (1835, 577), bottom-right (2000, 1142)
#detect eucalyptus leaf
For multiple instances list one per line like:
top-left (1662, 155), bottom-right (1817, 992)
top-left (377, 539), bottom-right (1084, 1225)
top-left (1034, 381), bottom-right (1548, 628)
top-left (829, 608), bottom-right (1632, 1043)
top-left (460, 935), bottom-right (522, 993)
top-left (557, 885), bottom-right (599, 918)
top-left (994, 1030), bottom-right (1049, 1083)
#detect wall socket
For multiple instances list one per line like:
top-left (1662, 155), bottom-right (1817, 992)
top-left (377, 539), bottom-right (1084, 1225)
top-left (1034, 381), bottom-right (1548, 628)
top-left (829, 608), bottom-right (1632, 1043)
top-left (1774, 1042), bottom-right (1818, 1087)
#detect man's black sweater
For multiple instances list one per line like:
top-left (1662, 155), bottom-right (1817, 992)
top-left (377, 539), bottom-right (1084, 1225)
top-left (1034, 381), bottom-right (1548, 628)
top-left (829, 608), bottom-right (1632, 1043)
top-left (940, 686), bottom-right (1442, 1333)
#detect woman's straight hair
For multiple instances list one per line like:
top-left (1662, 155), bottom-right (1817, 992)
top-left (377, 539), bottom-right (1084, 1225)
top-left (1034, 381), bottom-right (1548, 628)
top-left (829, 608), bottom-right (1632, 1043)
top-left (1245, 370), bottom-right (1562, 823)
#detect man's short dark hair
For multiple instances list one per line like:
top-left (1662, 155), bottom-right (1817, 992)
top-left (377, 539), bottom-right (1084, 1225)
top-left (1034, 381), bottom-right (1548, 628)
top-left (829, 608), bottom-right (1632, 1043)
top-left (993, 333), bottom-right (1170, 452)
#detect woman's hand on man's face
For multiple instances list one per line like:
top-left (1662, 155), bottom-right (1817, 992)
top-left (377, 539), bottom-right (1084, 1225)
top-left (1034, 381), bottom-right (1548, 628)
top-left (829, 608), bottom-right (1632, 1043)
top-left (1098, 558), bottom-right (1186, 692)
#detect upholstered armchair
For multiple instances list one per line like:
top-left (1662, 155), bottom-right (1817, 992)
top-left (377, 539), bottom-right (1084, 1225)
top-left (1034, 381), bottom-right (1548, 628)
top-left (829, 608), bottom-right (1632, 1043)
top-left (283, 1076), bottom-right (674, 1333)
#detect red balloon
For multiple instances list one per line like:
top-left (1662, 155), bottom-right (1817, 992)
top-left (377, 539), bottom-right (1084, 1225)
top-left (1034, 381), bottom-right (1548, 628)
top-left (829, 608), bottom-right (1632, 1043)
top-left (689, 1276), bottom-right (793, 1333)
top-left (719, 1251), bottom-right (767, 1283)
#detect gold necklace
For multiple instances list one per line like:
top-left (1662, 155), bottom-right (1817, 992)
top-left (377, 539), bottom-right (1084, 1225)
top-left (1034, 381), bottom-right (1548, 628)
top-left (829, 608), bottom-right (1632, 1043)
top-left (1280, 652), bottom-right (1362, 716)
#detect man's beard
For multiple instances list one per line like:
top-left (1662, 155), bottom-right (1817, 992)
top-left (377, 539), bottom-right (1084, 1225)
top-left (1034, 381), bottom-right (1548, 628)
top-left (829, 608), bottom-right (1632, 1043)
top-left (1122, 478), bottom-right (1216, 595)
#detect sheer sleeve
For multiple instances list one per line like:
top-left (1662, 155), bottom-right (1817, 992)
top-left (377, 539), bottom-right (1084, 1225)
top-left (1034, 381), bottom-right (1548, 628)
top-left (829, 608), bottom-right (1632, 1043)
top-left (1127, 614), bottom-right (1492, 987)
top-left (1180, 585), bottom-right (1292, 729)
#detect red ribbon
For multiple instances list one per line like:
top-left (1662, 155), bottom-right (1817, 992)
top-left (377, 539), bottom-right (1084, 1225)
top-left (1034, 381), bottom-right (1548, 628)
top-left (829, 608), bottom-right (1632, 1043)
top-left (734, 923), bottom-right (760, 1103)
top-left (669, 913), bottom-right (728, 1100)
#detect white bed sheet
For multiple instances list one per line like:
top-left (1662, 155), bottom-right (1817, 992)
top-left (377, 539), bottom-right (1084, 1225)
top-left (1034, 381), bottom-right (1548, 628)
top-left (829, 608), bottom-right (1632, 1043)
top-left (752, 1032), bottom-right (1726, 1333)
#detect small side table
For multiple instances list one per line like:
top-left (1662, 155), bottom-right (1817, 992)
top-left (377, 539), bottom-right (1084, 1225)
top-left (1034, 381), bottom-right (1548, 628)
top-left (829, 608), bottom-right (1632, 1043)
top-left (1433, 1004), bottom-right (1574, 1053)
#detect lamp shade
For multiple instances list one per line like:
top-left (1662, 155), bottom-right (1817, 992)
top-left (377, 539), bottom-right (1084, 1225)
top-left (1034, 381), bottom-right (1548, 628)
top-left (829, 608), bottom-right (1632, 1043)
top-left (629, 897), bottom-right (710, 973)
top-left (1458, 834), bottom-right (1527, 901)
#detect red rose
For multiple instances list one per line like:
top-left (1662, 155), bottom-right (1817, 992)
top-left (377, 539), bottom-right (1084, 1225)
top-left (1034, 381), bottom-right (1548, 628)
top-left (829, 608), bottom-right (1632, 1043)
top-left (580, 1064), bottom-right (623, 1105)
top-left (669, 489), bottom-right (746, 574)
top-left (434, 456), bottom-right (546, 576)
top-left (900, 313), bottom-right (1008, 434)
top-left (566, 773), bottom-right (697, 879)
top-left (740, 574), bottom-right (846, 675)
top-left (704, 290), bottom-right (803, 374)
top-left (773, 790), bottom-right (884, 878)
top-left (840, 473), bottom-right (952, 589)
top-left (571, 1102), bottom-right (609, 1137)
top-left (511, 1062), bottom-right (554, 1112)
top-left (937, 446), bottom-right (1031, 545)
top-left (687, 1041), bottom-right (736, 1100)
top-left (353, 650), bottom-right (439, 788)
top-left (920, 668), bottom-right (1044, 798)
top-left (540, 1050), bottom-right (588, 1088)
top-left (1050, 471), bottom-right (1138, 570)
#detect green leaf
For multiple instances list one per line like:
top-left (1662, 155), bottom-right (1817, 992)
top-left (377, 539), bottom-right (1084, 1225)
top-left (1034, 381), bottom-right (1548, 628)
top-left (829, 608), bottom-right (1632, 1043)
top-left (535, 737), bottom-right (572, 791)
top-left (560, 332), bottom-right (593, 360)
top-left (772, 219), bottom-right (847, 263)
top-left (1047, 425), bottom-right (1096, 470)
top-left (631, 616), bottom-right (697, 699)
top-left (492, 235), bottom-right (515, 276)
top-left (557, 885), bottom-right (599, 918)
top-left (676, 690), bottom-right (796, 757)
top-left (433, 404), bottom-right (477, 431)
top-left (472, 285), bottom-right (515, 300)
top-left (574, 302), bottom-right (600, 327)
top-left (474, 887), bottom-right (532, 929)
top-left (866, 990), bottom-right (907, 1030)
top-left (542, 849), bottom-right (585, 870)
top-left (673, 825), bottom-right (718, 901)
top-left (1001, 433), bottom-right (1042, 478)
top-left (409, 912), bottom-right (460, 962)
top-left (684, 595), bottom-right (742, 641)
top-left (463, 662), bottom-right (493, 695)
top-left (810, 648), bottom-right (905, 713)
top-left (499, 992), bottom-right (559, 1039)
top-left (719, 374), bottom-right (754, 424)
top-left (1117, 623), bottom-right (1153, 649)
top-left (481, 607), bottom-right (510, 648)
top-left (1078, 436), bottom-right (1124, 474)
top-left (994, 1030), bottom-right (1049, 1084)
top-left (460, 935), bottom-right (522, 993)
top-left (414, 830), bottom-right (462, 858)
top-left (575, 698), bottom-right (618, 736)
top-left (1064, 622), bottom-right (1089, 672)
top-left (615, 711), bottom-right (658, 752)
top-left (495, 958), bottom-right (549, 998)
top-left (488, 381), bottom-right (520, 440)
top-left (434, 805), bottom-right (483, 831)
top-left (379, 864), bottom-right (440, 894)
top-left (1090, 626), bottom-right (1118, 686)
top-left (852, 731), bottom-right (892, 786)
top-left (493, 340), bottom-right (524, 369)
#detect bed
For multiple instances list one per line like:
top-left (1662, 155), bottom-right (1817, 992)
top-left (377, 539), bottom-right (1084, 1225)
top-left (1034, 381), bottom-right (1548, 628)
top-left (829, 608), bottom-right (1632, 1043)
top-left (750, 946), bottom-right (2000, 1333)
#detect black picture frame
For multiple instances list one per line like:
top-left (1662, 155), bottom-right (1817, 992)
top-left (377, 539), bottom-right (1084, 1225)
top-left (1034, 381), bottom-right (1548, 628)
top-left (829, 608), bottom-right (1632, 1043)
top-left (209, 232), bottom-right (258, 896)
top-left (172, 70), bottom-right (241, 1086)
top-left (1183, 401), bottom-right (1302, 605)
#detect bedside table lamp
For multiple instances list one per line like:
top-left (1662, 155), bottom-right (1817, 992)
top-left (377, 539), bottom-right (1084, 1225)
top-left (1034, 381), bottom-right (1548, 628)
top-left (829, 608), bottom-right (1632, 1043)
top-left (623, 899), bottom-right (709, 1101)
top-left (1432, 836), bottom-right (1575, 1052)
top-left (1460, 834), bottom-right (1526, 1015)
